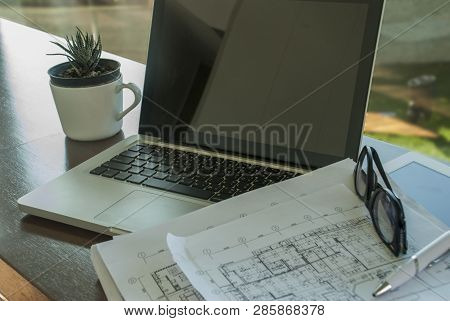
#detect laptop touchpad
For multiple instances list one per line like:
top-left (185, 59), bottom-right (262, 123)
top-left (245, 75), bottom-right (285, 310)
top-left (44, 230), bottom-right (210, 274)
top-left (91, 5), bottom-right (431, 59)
top-left (95, 191), bottom-right (206, 231)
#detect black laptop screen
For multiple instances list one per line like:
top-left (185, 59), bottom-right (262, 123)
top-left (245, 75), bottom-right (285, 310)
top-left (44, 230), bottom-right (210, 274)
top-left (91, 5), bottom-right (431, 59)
top-left (140, 0), bottom-right (383, 169)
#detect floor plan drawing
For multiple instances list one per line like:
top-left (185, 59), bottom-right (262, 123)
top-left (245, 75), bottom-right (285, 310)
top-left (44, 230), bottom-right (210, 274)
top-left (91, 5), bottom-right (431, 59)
top-left (92, 160), bottom-right (449, 301)
top-left (169, 185), bottom-right (450, 301)
top-left (217, 217), bottom-right (401, 300)
top-left (124, 251), bottom-right (205, 301)
top-left (152, 264), bottom-right (203, 301)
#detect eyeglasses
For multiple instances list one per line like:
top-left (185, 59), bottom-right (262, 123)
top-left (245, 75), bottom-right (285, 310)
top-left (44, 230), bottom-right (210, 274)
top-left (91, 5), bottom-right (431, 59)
top-left (354, 146), bottom-right (407, 257)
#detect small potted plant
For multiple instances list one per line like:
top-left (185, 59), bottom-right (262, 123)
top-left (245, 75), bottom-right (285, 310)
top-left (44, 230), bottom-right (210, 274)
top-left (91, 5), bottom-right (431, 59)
top-left (48, 27), bottom-right (141, 141)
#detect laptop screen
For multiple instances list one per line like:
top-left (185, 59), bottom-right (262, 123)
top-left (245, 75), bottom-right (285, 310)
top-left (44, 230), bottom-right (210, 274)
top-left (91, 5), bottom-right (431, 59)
top-left (140, 0), bottom-right (383, 169)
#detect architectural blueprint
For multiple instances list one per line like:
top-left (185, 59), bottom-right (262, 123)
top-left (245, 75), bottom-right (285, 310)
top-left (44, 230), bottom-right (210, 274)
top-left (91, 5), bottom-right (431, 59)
top-left (91, 159), bottom-right (449, 301)
top-left (168, 184), bottom-right (450, 301)
top-left (92, 183), bottom-right (293, 300)
top-left (92, 159), bottom-right (362, 300)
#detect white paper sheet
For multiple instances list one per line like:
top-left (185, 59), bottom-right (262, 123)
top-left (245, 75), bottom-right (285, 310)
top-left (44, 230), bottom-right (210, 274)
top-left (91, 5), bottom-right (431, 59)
top-left (92, 159), bottom-right (360, 300)
top-left (90, 245), bottom-right (124, 301)
top-left (168, 184), bottom-right (450, 301)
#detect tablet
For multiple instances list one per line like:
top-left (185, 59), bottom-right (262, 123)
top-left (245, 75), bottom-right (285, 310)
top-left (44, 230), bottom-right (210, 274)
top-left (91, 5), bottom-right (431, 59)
top-left (384, 152), bottom-right (450, 228)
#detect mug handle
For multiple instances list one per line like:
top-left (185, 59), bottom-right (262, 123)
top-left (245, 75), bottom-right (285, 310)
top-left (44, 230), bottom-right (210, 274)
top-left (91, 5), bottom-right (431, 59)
top-left (115, 82), bottom-right (142, 121)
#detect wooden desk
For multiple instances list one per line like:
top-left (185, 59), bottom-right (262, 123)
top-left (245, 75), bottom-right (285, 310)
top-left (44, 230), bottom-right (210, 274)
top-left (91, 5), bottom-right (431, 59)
top-left (0, 259), bottom-right (48, 300)
top-left (0, 19), bottom-right (145, 300)
top-left (0, 19), bottom-right (409, 301)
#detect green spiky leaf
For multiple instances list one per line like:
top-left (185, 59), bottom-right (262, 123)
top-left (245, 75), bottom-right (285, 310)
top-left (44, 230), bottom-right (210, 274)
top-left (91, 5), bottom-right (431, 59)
top-left (48, 27), bottom-right (103, 77)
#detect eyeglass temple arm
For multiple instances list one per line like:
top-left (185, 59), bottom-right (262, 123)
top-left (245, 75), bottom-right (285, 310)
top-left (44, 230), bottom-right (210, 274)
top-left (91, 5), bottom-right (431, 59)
top-left (370, 147), bottom-right (394, 191)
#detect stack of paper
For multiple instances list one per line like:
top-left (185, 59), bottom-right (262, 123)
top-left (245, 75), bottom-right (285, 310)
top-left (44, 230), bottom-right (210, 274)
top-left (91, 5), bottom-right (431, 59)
top-left (91, 159), bottom-right (450, 301)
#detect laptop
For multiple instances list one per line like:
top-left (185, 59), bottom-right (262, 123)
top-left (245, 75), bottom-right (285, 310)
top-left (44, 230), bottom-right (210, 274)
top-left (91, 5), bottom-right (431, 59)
top-left (18, 0), bottom-right (384, 235)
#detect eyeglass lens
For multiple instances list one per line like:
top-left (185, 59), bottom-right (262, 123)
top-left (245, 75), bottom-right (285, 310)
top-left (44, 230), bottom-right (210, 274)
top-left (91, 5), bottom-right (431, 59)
top-left (356, 152), bottom-right (369, 198)
top-left (372, 191), bottom-right (396, 243)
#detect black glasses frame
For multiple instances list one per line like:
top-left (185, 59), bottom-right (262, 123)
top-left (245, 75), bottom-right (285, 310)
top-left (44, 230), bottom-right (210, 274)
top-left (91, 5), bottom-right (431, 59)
top-left (354, 146), bottom-right (407, 257)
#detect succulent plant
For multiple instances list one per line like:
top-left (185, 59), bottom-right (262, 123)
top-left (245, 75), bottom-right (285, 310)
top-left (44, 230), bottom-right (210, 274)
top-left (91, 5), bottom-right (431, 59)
top-left (48, 27), bottom-right (102, 77)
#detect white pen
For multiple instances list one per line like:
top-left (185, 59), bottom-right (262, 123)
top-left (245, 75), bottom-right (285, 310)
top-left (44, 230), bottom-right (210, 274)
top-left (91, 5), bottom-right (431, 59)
top-left (373, 230), bottom-right (450, 297)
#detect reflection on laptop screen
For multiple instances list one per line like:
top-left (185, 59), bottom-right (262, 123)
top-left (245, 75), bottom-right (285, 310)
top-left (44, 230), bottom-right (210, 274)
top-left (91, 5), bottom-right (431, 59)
top-left (141, 0), bottom-right (379, 168)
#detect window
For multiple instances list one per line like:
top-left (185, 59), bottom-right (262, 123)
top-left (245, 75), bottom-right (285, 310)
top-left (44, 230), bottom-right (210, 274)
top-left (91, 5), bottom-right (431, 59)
top-left (1, 0), bottom-right (448, 161)
top-left (0, 0), bottom-right (153, 63)
top-left (366, 0), bottom-right (450, 162)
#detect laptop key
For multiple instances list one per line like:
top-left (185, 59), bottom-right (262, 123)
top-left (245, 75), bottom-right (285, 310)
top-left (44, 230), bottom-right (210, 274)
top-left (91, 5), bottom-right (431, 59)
top-left (129, 166), bottom-right (143, 174)
top-left (137, 154), bottom-right (151, 161)
top-left (253, 177), bottom-right (267, 185)
top-left (221, 186), bottom-right (236, 195)
top-left (143, 178), bottom-right (173, 191)
top-left (283, 171), bottom-right (297, 178)
top-left (266, 167), bottom-right (280, 174)
top-left (199, 167), bottom-right (216, 175)
top-left (252, 182), bottom-right (266, 189)
top-left (233, 189), bottom-right (245, 196)
top-left (166, 175), bottom-right (181, 183)
top-left (209, 177), bottom-right (224, 185)
top-left (239, 176), bottom-right (255, 183)
top-left (112, 155), bottom-right (134, 164)
top-left (192, 180), bottom-right (207, 189)
top-left (179, 178), bottom-right (194, 186)
top-left (102, 169), bottom-right (119, 178)
top-left (248, 184), bottom-right (263, 191)
top-left (160, 159), bottom-right (172, 166)
top-left (170, 165), bottom-right (185, 175)
top-left (114, 171), bottom-right (131, 181)
top-left (103, 161), bottom-right (131, 172)
top-left (131, 159), bottom-right (147, 167)
top-left (144, 162), bottom-right (159, 170)
top-left (142, 178), bottom-right (213, 200)
top-left (236, 183), bottom-right (252, 190)
top-left (153, 171), bottom-right (169, 180)
top-left (158, 164), bottom-right (171, 172)
top-left (210, 184), bottom-right (224, 192)
top-left (140, 147), bottom-right (154, 154)
top-left (127, 174), bottom-right (147, 185)
top-left (128, 145), bottom-right (142, 152)
top-left (90, 167), bottom-right (107, 175)
top-left (120, 150), bottom-right (140, 158)
top-left (151, 156), bottom-right (163, 163)
top-left (141, 169), bottom-right (157, 177)
top-left (269, 175), bottom-right (284, 183)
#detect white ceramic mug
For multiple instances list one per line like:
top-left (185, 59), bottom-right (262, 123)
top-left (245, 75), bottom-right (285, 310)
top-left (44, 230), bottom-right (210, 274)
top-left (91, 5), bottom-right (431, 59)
top-left (50, 75), bottom-right (142, 141)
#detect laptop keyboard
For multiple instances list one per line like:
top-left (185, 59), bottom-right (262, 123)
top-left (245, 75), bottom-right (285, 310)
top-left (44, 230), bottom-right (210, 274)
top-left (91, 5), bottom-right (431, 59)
top-left (90, 143), bottom-right (301, 202)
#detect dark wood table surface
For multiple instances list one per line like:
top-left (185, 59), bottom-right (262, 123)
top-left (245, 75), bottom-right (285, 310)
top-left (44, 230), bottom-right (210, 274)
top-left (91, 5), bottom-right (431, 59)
top-left (0, 19), bottom-right (146, 300)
